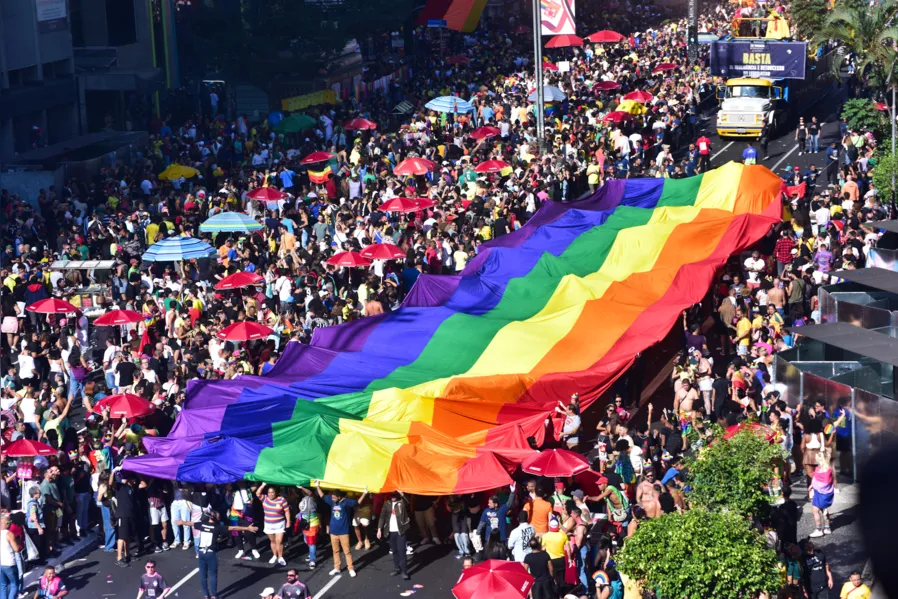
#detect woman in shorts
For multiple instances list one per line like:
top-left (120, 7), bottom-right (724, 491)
top-left (256, 483), bottom-right (290, 566)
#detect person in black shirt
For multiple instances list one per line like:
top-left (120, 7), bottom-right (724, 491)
top-left (114, 476), bottom-right (138, 567)
top-left (116, 359), bottom-right (138, 391)
top-left (174, 509), bottom-right (257, 599)
top-left (523, 537), bottom-right (554, 599)
top-left (802, 540), bottom-right (833, 598)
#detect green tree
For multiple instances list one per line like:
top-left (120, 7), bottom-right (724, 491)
top-left (814, 0), bottom-right (898, 88)
top-left (842, 98), bottom-right (890, 141)
top-left (617, 509), bottom-right (782, 599)
top-left (871, 151), bottom-right (898, 196)
top-left (790, 0), bottom-right (829, 41)
top-left (685, 429), bottom-right (786, 519)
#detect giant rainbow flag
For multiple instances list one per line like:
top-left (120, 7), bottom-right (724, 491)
top-left (417, 0), bottom-right (488, 32)
top-left (125, 163), bottom-right (782, 494)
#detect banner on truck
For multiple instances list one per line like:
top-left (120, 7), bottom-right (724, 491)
top-left (710, 41), bottom-right (807, 79)
top-left (541, 0), bottom-right (576, 35)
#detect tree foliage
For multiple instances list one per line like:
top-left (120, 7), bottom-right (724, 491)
top-left (684, 429), bottom-right (786, 519)
top-left (790, 0), bottom-right (829, 41)
top-left (871, 151), bottom-right (898, 194)
top-left (842, 98), bottom-right (890, 141)
top-left (814, 0), bottom-right (898, 88)
top-left (617, 509), bottom-right (782, 599)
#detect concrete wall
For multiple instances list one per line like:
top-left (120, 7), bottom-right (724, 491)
top-left (2, 0), bottom-right (74, 72)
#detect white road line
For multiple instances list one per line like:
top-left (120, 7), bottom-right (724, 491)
top-left (167, 567), bottom-right (199, 594)
top-left (771, 144), bottom-right (799, 173)
top-left (712, 141), bottom-right (734, 160)
top-left (313, 574), bottom-right (342, 599)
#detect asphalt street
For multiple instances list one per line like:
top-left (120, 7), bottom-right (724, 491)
top-left (44, 87), bottom-right (860, 599)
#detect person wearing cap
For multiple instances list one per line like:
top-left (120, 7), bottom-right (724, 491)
top-left (258, 587), bottom-right (277, 599)
top-left (540, 517), bottom-right (568, 592)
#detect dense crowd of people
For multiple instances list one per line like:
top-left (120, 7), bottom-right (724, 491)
top-left (0, 0), bottom-right (893, 597)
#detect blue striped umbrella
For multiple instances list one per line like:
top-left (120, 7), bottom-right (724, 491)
top-left (199, 212), bottom-right (264, 233)
top-left (425, 96), bottom-right (475, 114)
top-left (142, 237), bottom-right (216, 262)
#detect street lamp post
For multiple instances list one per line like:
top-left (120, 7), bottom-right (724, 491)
top-left (532, 0), bottom-right (545, 151)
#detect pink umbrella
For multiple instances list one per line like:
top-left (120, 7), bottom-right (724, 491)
top-left (653, 62), bottom-right (677, 73)
top-left (542, 62), bottom-right (559, 71)
top-left (246, 187), bottom-right (288, 201)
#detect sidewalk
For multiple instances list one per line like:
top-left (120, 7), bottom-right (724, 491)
top-left (19, 531), bottom-right (97, 595)
top-left (793, 477), bottom-right (873, 591)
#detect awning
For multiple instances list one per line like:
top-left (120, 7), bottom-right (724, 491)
top-left (832, 267), bottom-right (898, 296)
top-left (861, 220), bottom-right (898, 235)
top-left (786, 322), bottom-right (898, 368)
top-left (50, 260), bottom-right (117, 270)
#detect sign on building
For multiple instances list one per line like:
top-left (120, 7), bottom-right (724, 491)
top-left (35, 0), bottom-right (68, 33)
top-left (540, 0), bottom-right (576, 36)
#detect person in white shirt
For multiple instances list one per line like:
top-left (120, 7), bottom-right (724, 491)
top-left (17, 348), bottom-right (36, 385)
top-left (506, 511), bottom-right (534, 562)
top-left (743, 250), bottom-right (765, 287)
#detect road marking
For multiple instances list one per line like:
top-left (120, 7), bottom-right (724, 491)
top-left (771, 144), bottom-right (799, 173)
top-left (168, 567), bottom-right (199, 594)
top-left (313, 574), bottom-right (342, 599)
top-left (712, 141), bottom-right (734, 160)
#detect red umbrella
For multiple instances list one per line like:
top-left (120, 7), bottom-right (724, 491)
top-left (394, 157), bottom-right (436, 176)
top-left (874, 101), bottom-right (890, 112)
top-left (470, 126), bottom-right (501, 141)
top-left (379, 197), bottom-right (428, 213)
top-left (653, 62), bottom-right (677, 73)
top-left (593, 81), bottom-right (621, 92)
top-left (26, 298), bottom-right (79, 314)
top-left (623, 90), bottom-right (654, 103)
top-left (453, 560), bottom-right (534, 599)
top-left (94, 310), bottom-right (145, 326)
top-left (92, 394), bottom-right (154, 419)
top-left (327, 251), bottom-right (373, 268)
top-left (300, 151), bottom-right (335, 165)
top-left (447, 55), bottom-right (470, 64)
top-left (521, 448), bottom-right (590, 477)
top-left (586, 30), bottom-right (624, 43)
top-left (512, 24), bottom-right (530, 34)
top-left (217, 321), bottom-right (274, 341)
top-left (247, 187), bottom-right (288, 201)
top-left (474, 160), bottom-right (510, 174)
top-left (3, 439), bottom-right (57, 457)
top-left (722, 422), bottom-right (777, 443)
top-left (542, 61), bottom-right (559, 71)
top-left (545, 34), bottom-right (583, 48)
top-left (214, 271), bottom-right (264, 290)
top-left (413, 198), bottom-right (437, 210)
top-left (603, 111), bottom-right (632, 124)
top-left (361, 243), bottom-right (407, 261)
top-left (345, 117), bottom-right (377, 130)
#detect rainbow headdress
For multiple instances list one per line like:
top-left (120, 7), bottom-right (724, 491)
top-left (125, 163), bottom-right (782, 494)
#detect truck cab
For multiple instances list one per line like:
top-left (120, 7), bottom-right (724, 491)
top-left (716, 77), bottom-right (784, 139)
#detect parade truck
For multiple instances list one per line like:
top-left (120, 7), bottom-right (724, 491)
top-left (709, 22), bottom-right (810, 140)
top-left (715, 77), bottom-right (791, 139)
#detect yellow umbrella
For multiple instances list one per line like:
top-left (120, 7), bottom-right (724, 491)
top-left (618, 99), bottom-right (648, 115)
top-left (158, 164), bottom-right (200, 180)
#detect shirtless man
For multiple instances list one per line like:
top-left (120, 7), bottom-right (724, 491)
top-left (766, 278), bottom-right (786, 316)
top-left (693, 348), bottom-right (714, 415)
top-left (674, 379), bottom-right (700, 415)
top-left (635, 470), bottom-right (662, 518)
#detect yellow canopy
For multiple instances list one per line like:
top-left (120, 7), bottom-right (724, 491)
top-left (618, 99), bottom-right (648, 115)
top-left (159, 164), bottom-right (200, 180)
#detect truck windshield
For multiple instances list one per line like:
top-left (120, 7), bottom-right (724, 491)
top-left (727, 86), bottom-right (770, 99)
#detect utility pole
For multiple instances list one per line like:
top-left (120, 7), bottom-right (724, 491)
top-left (532, 0), bottom-right (545, 151)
